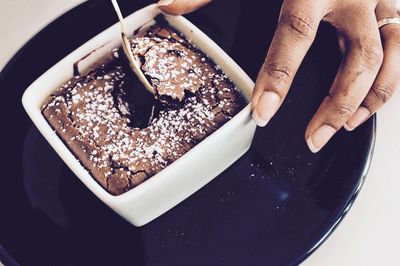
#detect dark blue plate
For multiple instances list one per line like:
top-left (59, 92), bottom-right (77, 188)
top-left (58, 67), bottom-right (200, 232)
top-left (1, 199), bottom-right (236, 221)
top-left (0, 0), bottom-right (375, 265)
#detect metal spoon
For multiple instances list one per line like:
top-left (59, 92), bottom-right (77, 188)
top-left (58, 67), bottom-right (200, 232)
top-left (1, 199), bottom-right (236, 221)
top-left (111, 0), bottom-right (155, 94)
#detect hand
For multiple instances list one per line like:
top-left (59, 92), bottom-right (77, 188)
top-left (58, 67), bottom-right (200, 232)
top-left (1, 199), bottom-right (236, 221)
top-left (158, 0), bottom-right (400, 153)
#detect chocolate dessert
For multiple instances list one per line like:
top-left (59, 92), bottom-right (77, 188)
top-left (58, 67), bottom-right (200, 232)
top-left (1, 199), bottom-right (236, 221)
top-left (42, 22), bottom-right (246, 195)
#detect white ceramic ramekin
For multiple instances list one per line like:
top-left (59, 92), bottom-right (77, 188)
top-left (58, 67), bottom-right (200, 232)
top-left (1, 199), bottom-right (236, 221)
top-left (22, 4), bottom-right (256, 226)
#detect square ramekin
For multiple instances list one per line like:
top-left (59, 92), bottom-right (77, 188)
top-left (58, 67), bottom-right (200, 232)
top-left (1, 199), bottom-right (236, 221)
top-left (22, 4), bottom-right (256, 226)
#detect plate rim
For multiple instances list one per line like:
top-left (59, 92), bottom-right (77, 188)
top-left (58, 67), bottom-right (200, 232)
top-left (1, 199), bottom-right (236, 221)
top-left (294, 117), bottom-right (376, 265)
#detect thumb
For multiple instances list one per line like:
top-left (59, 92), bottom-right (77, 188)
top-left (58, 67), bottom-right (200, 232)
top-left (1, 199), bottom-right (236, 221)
top-left (157, 0), bottom-right (211, 15)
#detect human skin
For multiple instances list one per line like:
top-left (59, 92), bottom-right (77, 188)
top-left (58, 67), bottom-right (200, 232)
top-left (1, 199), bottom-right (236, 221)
top-left (158, 0), bottom-right (400, 153)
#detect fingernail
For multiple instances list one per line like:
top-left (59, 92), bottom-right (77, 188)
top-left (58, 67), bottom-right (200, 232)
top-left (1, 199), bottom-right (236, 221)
top-left (158, 0), bottom-right (175, 7)
top-left (252, 91), bottom-right (281, 127)
top-left (307, 125), bottom-right (336, 153)
top-left (252, 111), bottom-right (268, 127)
top-left (344, 107), bottom-right (370, 131)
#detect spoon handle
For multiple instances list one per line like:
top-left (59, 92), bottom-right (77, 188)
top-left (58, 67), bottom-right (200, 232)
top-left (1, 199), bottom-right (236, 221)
top-left (111, 0), bottom-right (155, 94)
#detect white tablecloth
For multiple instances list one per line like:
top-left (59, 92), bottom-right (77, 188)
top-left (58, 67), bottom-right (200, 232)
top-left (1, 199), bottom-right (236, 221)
top-left (1, 1), bottom-right (399, 265)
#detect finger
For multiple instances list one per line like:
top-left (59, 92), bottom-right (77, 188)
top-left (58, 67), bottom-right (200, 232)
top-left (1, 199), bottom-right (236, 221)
top-left (251, 0), bottom-right (326, 127)
top-left (345, 2), bottom-right (400, 131)
top-left (158, 0), bottom-right (211, 15)
top-left (305, 6), bottom-right (383, 153)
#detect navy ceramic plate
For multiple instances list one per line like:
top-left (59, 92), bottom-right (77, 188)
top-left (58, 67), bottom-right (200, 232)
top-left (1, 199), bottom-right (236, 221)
top-left (0, 0), bottom-right (375, 265)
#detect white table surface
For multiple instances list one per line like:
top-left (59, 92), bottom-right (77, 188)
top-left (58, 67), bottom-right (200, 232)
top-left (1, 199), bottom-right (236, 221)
top-left (1, 1), bottom-right (399, 265)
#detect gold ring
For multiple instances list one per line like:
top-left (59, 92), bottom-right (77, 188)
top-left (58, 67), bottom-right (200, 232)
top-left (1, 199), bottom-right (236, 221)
top-left (377, 17), bottom-right (400, 29)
